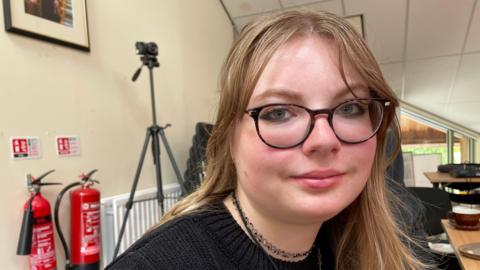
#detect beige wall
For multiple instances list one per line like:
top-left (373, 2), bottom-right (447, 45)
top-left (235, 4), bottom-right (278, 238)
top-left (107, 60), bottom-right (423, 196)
top-left (1, 0), bottom-right (232, 268)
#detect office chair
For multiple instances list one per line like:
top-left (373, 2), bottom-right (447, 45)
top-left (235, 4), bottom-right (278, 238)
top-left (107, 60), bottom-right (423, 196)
top-left (407, 187), bottom-right (452, 236)
top-left (183, 122), bottom-right (214, 195)
top-left (384, 133), bottom-right (458, 269)
top-left (408, 187), bottom-right (461, 270)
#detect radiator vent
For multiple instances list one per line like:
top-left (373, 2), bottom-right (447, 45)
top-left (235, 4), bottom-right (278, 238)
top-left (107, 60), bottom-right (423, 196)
top-left (101, 184), bottom-right (181, 266)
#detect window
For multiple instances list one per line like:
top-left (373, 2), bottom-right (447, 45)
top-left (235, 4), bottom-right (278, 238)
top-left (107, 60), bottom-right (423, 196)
top-left (453, 133), bottom-right (470, 163)
top-left (400, 114), bottom-right (448, 164)
top-left (399, 105), bottom-right (478, 187)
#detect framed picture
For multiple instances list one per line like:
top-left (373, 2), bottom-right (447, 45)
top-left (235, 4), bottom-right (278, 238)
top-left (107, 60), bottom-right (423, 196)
top-left (3, 0), bottom-right (90, 51)
top-left (345, 14), bottom-right (365, 39)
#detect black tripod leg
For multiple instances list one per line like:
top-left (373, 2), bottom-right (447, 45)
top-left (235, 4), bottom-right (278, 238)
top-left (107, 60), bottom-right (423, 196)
top-left (151, 128), bottom-right (165, 214)
top-left (113, 130), bottom-right (151, 260)
top-left (159, 128), bottom-right (186, 195)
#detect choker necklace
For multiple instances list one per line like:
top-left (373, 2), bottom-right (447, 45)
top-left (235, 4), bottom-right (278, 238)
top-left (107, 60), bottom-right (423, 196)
top-left (231, 192), bottom-right (321, 268)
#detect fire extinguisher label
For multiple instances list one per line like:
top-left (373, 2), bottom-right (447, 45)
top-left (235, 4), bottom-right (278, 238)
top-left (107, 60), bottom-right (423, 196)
top-left (81, 202), bottom-right (101, 256)
top-left (10, 137), bottom-right (42, 160)
top-left (55, 136), bottom-right (81, 157)
top-left (30, 215), bottom-right (56, 270)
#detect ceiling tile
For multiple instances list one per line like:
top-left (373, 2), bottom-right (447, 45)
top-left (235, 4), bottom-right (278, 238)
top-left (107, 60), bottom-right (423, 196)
top-left (285, 0), bottom-right (342, 15)
top-left (280, 0), bottom-right (336, 8)
top-left (403, 101), bottom-right (447, 121)
top-left (222, 0), bottom-right (281, 18)
top-left (445, 103), bottom-right (480, 130)
top-left (344, 0), bottom-right (406, 64)
top-left (468, 124), bottom-right (480, 133)
top-left (404, 56), bottom-right (460, 105)
top-left (407, 0), bottom-right (474, 59)
top-left (379, 62), bottom-right (403, 97)
top-left (450, 53), bottom-right (480, 103)
top-left (469, 125), bottom-right (480, 133)
top-left (465, 2), bottom-right (480, 52)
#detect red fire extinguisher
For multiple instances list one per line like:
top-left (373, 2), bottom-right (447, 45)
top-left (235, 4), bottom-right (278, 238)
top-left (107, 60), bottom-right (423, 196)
top-left (54, 169), bottom-right (101, 270)
top-left (16, 169), bottom-right (62, 270)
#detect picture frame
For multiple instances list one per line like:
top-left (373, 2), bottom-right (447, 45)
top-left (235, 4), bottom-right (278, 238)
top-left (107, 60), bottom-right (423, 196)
top-left (3, 0), bottom-right (90, 51)
top-left (344, 14), bottom-right (365, 39)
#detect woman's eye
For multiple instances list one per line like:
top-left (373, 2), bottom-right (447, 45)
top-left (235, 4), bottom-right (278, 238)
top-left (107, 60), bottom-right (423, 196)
top-left (336, 102), bottom-right (366, 117)
top-left (259, 107), bottom-right (294, 122)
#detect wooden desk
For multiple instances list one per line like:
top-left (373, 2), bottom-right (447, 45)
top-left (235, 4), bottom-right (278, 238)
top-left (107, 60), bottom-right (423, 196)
top-left (442, 219), bottom-right (480, 270)
top-left (424, 172), bottom-right (480, 188)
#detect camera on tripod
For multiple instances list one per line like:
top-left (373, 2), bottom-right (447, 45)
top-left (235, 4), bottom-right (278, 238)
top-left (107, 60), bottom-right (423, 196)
top-left (114, 41), bottom-right (185, 259)
top-left (135, 42), bottom-right (158, 56)
top-left (132, 41), bottom-right (159, 81)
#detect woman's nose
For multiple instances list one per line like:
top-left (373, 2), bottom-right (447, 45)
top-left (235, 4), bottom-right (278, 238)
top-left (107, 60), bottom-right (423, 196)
top-left (300, 116), bottom-right (341, 155)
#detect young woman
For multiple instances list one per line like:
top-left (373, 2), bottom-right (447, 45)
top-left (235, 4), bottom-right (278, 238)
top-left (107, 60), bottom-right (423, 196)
top-left (107, 10), bottom-right (432, 270)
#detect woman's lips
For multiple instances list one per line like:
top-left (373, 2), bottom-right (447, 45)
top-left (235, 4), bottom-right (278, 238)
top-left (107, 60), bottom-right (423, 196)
top-left (292, 170), bottom-right (344, 189)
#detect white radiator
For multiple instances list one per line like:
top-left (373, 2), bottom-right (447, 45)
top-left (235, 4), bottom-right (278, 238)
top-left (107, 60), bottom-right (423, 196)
top-left (101, 184), bottom-right (181, 266)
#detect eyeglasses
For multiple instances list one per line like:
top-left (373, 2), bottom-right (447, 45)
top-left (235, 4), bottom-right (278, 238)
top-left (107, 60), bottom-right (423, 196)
top-left (245, 98), bottom-right (390, 149)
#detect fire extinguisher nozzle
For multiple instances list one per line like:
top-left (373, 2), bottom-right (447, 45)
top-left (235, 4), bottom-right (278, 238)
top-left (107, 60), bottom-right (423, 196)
top-left (16, 209), bottom-right (34, 255)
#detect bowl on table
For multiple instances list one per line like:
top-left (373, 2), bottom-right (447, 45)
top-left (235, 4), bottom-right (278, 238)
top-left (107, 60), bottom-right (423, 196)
top-left (448, 206), bottom-right (480, 230)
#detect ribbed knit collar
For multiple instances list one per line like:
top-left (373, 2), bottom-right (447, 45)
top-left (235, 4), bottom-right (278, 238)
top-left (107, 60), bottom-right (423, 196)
top-left (195, 201), bottom-right (331, 270)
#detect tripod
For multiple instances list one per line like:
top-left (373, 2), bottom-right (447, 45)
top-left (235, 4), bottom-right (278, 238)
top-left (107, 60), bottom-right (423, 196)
top-left (113, 44), bottom-right (186, 259)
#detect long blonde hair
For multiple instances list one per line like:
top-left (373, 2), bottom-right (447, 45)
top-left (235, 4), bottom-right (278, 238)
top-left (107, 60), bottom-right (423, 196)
top-left (160, 10), bottom-right (429, 270)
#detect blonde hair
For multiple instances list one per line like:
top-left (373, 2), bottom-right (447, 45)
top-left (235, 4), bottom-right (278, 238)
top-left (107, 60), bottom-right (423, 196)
top-left (160, 10), bottom-right (429, 270)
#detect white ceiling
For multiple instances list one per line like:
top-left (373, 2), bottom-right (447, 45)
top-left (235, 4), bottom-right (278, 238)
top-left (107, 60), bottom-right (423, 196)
top-left (220, 0), bottom-right (480, 133)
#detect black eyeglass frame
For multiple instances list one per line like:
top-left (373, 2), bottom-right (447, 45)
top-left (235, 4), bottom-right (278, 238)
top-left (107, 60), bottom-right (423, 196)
top-left (245, 98), bottom-right (391, 149)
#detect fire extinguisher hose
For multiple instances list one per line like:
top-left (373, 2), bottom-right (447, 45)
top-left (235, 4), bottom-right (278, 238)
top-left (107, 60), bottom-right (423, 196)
top-left (54, 181), bottom-right (81, 267)
top-left (16, 194), bottom-right (36, 255)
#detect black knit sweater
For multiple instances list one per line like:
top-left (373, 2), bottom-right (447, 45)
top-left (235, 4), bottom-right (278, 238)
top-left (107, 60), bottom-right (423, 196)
top-left (105, 202), bottom-right (333, 270)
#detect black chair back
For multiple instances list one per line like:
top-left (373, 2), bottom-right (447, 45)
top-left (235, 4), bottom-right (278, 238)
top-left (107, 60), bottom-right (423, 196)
top-left (183, 122), bottom-right (214, 195)
top-left (407, 187), bottom-right (452, 236)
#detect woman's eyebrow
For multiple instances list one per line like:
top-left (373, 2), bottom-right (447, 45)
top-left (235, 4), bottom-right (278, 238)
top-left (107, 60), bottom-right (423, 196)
top-left (251, 88), bottom-right (303, 104)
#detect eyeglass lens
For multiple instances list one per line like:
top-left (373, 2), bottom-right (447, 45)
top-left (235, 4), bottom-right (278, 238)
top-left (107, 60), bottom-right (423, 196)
top-left (256, 99), bottom-right (384, 147)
